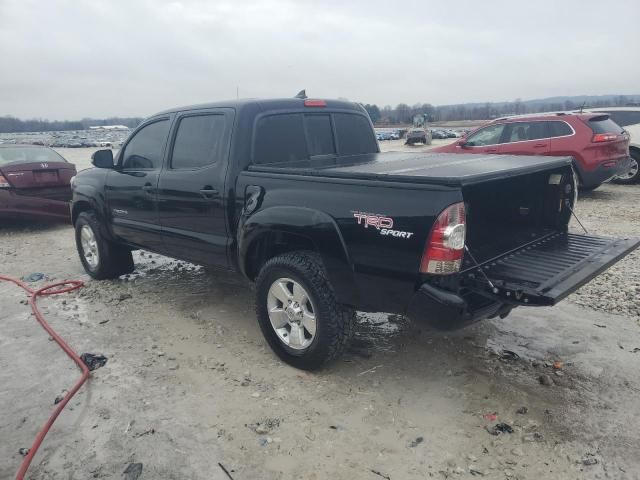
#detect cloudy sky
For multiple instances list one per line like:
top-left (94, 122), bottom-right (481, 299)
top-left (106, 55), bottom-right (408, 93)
top-left (1, 0), bottom-right (638, 119)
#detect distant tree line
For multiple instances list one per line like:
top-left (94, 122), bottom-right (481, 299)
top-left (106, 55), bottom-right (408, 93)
top-left (364, 95), bottom-right (639, 125)
top-left (0, 116), bottom-right (143, 133)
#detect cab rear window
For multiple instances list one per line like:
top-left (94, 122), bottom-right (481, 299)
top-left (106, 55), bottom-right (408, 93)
top-left (253, 114), bottom-right (308, 165)
top-left (587, 116), bottom-right (624, 134)
top-left (253, 112), bottom-right (376, 164)
top-left (333, 114), bottom-right (378, 155)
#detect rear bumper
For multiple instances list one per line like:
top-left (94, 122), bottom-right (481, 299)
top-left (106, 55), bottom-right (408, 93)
top-left (0, 189), bottom-right (71, 221)
top-left (406, 283), bottom-right (508, 330)
top-left (578, 156), bottom-right (631, 187)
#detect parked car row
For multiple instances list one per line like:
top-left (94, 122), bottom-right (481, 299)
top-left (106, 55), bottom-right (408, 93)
top-left (431, 129), bottom-right (462, 139)
top-left (375, 128), bottom-right (467, 142)
top-left (0, 129), bottom-right (130, 150)
top-left (375, 130), bottom-right (400, 141)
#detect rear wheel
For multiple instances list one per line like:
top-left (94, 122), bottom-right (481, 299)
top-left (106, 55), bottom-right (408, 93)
top-left (255, 251), bottom-right (354, 370)
top-left (613, 151), bottom-right (640, 184)
top-left (75, 211), bottom-right (134, 279)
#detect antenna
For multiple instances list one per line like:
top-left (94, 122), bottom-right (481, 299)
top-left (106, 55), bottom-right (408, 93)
top-left (579, 100), bottom-right (586, 113)
top-left (295, 89), bottom-right (307, 99)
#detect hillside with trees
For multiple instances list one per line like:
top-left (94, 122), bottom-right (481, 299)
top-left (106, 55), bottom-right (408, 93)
top-left (2, 94), bottom-right (639, 132)
top-left (365, 94), bottom-right (640, 125)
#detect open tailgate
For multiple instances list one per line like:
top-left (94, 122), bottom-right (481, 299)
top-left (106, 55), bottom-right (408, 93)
top-left (465, 232), bottom-right (640, 306)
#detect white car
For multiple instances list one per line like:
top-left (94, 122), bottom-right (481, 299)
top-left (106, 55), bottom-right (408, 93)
top-left (588, 107), bottom-right (640, 184)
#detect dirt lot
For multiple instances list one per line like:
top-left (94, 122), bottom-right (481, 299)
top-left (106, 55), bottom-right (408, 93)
top-left (1, 147), bottom-right (640, 479)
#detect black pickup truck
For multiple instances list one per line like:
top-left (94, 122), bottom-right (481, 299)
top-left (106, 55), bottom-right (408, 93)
top-left (71, 98), bottom-right (639, 369)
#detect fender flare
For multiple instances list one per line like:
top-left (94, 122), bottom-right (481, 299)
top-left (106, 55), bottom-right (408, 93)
top-left (237, 206), bottom-right (359, 306)
top-left (71, 187), bottom-right (116, 241)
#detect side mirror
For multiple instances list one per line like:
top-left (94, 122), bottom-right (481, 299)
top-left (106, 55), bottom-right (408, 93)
top-left (91, 149), bottom-right (114, 168)
top-left (458, 140), bottom-right (469, 148)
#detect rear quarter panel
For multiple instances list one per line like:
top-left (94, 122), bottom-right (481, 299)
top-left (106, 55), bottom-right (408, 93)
top-left (236, 171), bottom-right (462, 313)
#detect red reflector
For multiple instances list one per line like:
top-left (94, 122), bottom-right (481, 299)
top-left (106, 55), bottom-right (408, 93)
top-left (0, 174), bottom-right (11, 188)
top-left (592, 133), bottom-right (617, 143)
top-left (420, 202), bottom-right (466, 275)
top-left (603, 161), bottom-right (616, 168)
top-left (304, 99), bottom-right (326, 107)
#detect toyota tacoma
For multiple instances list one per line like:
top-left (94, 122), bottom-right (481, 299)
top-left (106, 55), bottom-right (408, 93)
top-left (71, 98), bottom-right (639, 369)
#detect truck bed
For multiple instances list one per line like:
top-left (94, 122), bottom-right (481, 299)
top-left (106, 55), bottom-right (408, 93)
top-left (248, 152), bottom-right (574, 186)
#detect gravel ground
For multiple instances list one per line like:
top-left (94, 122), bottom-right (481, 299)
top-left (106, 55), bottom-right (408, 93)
top-left (1, 147), bottom-right (639, 479)
top-left (568, 186), bottom-right (640, 321)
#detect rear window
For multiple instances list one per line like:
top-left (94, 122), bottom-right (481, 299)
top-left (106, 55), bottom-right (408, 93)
top-left (587, 116), bottom-right (624, 134)
top-left (305, 114), bottom-right (335, 156)
top-left (0, 147), bottom-right (67, 166)
top-left (253, 114), bottom-right (308, 165)
top-left (333, 114), bottom-right (377, 156)
top-left (253, 111), bottom-right (376, 164)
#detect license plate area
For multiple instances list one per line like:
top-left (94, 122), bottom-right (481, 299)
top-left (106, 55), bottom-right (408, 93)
top-left (33, 170), bottom-right (59, 183)
top-left (464, 232), bottom-right (639, 305)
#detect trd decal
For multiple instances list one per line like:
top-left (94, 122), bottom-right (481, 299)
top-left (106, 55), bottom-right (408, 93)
top-left (352, 211), bottom-right (414, 239)
top-left (353, 212), bottom-right (393, 229)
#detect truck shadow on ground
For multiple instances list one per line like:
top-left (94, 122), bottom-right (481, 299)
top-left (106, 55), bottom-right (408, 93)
top-left (125, 250), bottom-right (577, 398)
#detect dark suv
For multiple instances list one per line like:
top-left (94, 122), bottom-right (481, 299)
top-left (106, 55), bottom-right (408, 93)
top-left (432, 112), bottom-right (630, 190)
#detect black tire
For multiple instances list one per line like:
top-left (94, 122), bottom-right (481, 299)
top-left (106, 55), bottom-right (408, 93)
top-left (579, 184), bottom-right (600, 192)
top-left (613, 150), bottom-right (640, 185)
top-left (75, 211), bottom-right (134, 279)
top-left (255, 251), bottom-right (354, 370)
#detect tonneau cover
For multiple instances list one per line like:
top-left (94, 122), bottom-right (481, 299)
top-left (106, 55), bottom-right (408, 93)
top-left (248, 152), bottom-right (573, 186)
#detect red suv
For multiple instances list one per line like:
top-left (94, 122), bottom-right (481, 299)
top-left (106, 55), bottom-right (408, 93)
top-left (431, 112), bottom-right (630, 189)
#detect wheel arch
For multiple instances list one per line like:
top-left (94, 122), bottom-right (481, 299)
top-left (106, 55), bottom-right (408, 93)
top-left (238, 206), bottom-right (359, 307)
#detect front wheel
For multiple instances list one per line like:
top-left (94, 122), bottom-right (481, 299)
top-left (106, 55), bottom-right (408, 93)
top-left (613, 151), bottom-right (640, 184)
top-left (75, 211), bottom-right (134, 279)
top-left (255, 251), bottom-right (354, 370)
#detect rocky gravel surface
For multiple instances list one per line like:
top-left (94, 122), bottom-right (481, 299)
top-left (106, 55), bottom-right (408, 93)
top-left (568, 185), bottom-right (640, 321)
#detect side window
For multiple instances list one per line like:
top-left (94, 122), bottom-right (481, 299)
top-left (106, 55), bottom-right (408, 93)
top-left (466, 124), bottom-right (505, 146)
top-left (333, 113), bottom-right (377, 155)
top-left (121, 120), bottom-right (169, 170)
top-left (503, 122), bottom-right (548, 143)
top-left (305, 114), bottom-right (335, 156)
top-left (546, 121), bottom-right (573, 138)
top-left (253, 114), bottom-right (307, 164)
top-left (171, 114), bottom-right (227, 169)
top-left (505, 122), bottom-right (530, 142)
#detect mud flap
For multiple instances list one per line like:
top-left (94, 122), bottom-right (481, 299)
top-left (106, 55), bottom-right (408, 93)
top-left (464, 232), bottom-right (640, 306)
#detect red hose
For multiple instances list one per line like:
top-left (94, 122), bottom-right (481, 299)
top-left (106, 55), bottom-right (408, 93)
top-left (0, 275), bottom-right (85, 480)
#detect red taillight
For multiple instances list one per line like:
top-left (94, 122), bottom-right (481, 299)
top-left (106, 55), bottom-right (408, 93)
top-left (304, 99), bottom-right (326, 107)
top-left (420, 202), bottom-right (466, 275)
top-left (592, 133), bottom-right (617, 143)
top-left (0, 174), bottom-right (10, 188)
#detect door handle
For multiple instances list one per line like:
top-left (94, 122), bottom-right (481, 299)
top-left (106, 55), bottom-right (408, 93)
top-left (200, 186), bottom-right (219, 199)
top-left (533, 143), bottom-right (546, 148)
top-left (486, 149), bottom-right (498, 153)
top-left (142, 183), bottom-right (154, 194)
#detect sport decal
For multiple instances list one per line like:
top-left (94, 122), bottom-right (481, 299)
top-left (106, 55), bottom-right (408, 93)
top-left (352, 211), bottom-right (414, 239)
